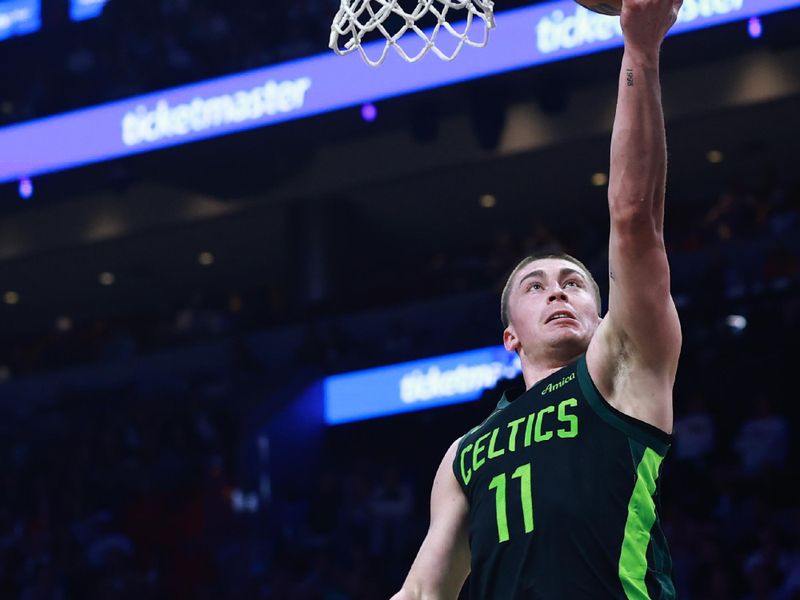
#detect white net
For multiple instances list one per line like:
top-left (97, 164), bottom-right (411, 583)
top-left (330, 0), bottom-right (496, 67)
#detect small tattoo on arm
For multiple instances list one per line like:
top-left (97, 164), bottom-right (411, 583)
top-left (626, 69), bottom-right (634, 87)
top-left (610, 269), bottom-right (616, 281)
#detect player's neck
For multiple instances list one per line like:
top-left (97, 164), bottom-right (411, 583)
top-left (519, 348), bottom-right (582, 391)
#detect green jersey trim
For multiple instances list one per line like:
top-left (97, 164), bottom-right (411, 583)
top-left (576, 354), bottom-right (671, 456)
top-left (619, 445), bottom-right (664, 600)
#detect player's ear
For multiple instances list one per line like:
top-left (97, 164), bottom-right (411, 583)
top-left (503, 326), bottom-right (520, 353)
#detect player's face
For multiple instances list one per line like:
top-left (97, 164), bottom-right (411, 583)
top-left (504, 258), bottom-right (602, 358)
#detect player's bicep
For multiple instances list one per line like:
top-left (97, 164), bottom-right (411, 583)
top-left (396, 439), bottom-right (471, 600)
top-left (606, 220), bottom-right (682, 374)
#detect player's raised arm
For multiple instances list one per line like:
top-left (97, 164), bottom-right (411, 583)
top-left (390, 439), bottom-right (470, 600)
top-left (594, 0), bottom-right (683, 424)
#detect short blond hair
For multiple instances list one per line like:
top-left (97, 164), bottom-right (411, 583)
top-left (500, 253), bottom-right (602, 328)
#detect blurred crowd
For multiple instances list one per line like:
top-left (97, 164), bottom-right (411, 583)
top-left (0, 374), bottom-right (244, 600)
top-left (0, 175), bottom-right (798, 598)
top-left (3, 176), bottom-right (799, 380)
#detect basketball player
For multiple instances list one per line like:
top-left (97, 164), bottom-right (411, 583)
top-left (391, 0), bottom-right (683, 597)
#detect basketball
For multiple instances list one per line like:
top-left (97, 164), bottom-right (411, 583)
top-left (574, 0), bottom-right (623, 15)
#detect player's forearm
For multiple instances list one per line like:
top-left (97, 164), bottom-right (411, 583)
top-left (608, 48), bottom-right (667, 230)
top-left (391, 571), bottom-right (464, 600)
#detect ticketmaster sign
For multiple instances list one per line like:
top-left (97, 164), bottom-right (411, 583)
top-left (1, 0), bottom-right (797, 183)
top-left (324, 346), bottom-right (522, 425)
top-left (120, 78), bottom-right (312, 147)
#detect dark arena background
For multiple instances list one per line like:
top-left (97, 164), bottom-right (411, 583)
top-left (1, 0), bottom-right (799, 598)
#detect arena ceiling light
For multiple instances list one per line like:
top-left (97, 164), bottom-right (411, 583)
top-left (361, 102), bottom-right (378, 123)
top-left (0, 0), bottom-right (797, 184)
top-left (55, 316), bottom-right (73, 332)
top-left (591, 172), bottom-right (608, 187)
top-left (18, 177), bottom-right (32, 199)
top-left (747, 15), bottom-right (763, 38)
top-left (480, 194), bottom-right (497, 208)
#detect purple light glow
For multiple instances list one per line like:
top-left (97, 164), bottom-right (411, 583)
top-left (18, 177), bottom-right (32, 199)
top-left (361, 103), bottom-right (377, 122)
top-left (748, 16), bottom-right (762, 38)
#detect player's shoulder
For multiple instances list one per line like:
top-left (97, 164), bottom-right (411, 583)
top-left (445, 436), bottom-right (463, 458)
top-left (435, 437), bottom-right (468, 495)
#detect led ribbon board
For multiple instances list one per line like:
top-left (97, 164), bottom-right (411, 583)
top-left (0, 0), bottom-right (40, 41)
top-left (324, 346), bottom-right (522, 425)
top-left (70, 0), bottom-right (109, 21)
top-left (0, 0), bottom-right (797, 182)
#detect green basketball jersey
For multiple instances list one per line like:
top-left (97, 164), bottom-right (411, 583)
top-left (452, 354), bottom-right (675, 599)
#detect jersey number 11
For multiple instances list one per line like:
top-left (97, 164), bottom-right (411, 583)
top-left (488, 462), bottom-right (534, 543)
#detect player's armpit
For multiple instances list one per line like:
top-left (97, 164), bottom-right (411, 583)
top-left (391, 438), bottom-right (471, 600)
top-left (604, 223), bottom-right (682, 375)
top-left (587, 219), bottom-right (681, 433)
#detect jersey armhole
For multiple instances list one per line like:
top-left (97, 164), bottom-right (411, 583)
top-left (451, 400), bottom-right (509, 495)
top-left (576, 354), bottom-right (671, 456)
top-left (452, 435), bottom-right (471, 497)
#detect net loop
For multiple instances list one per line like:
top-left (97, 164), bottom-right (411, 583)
top-left (330, 0), bottom-right (496, 67)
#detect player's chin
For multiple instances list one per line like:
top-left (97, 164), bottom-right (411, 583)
top-left (545, 321), bottom-right (582, 335)
top-left (545, 326), bottom-right (586, 346)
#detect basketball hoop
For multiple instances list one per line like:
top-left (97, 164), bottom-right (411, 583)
top-left (329, 0), bottom-right (496, 67)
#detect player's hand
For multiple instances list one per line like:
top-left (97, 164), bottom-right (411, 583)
top-left (620, 0), bottom-right (682, 57)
